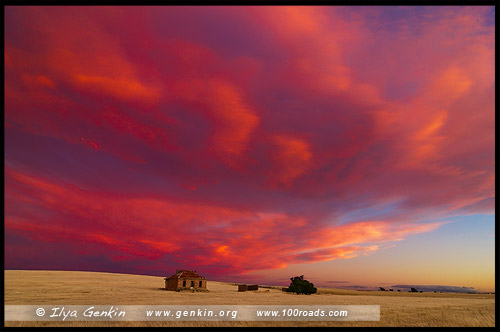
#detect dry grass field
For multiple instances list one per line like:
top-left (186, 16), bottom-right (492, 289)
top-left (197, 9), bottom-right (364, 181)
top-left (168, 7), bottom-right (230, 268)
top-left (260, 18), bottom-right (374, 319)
top-left (4, 270), bottom-right (495, 327)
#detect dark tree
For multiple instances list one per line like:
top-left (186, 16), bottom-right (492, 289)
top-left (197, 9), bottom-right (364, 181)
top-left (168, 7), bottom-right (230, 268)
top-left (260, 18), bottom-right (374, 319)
top-left (286, 275), bottom-right (317, 295)
top-left (379, 287), bottom-right (386, 291)
top-left (410, 287), bottom-right (419, 293)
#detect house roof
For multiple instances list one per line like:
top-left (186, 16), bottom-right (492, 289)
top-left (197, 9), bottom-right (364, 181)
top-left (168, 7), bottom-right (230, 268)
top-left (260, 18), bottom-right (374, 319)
top-left (166, 269), bottom-right (206, 279)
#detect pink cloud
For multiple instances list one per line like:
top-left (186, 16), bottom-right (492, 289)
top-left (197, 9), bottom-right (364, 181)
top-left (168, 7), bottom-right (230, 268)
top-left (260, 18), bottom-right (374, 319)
top-left (4, 6), bottom-right (494, 278)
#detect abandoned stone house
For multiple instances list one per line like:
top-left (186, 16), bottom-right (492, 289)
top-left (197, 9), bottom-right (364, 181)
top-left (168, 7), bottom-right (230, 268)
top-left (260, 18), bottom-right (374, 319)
top-left (164, 269), bottom-right (207, 291)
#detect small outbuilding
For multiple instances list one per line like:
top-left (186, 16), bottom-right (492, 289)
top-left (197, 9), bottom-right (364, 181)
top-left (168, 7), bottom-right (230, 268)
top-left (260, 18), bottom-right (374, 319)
top-left (238, 284), bottom-right (259, 292)
top-left (164, 269), bottom-right (207, 291)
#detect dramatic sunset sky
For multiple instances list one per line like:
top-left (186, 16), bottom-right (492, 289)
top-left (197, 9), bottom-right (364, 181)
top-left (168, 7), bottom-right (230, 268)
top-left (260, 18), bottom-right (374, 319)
top-left (5, 6), bottom-right (495, 292)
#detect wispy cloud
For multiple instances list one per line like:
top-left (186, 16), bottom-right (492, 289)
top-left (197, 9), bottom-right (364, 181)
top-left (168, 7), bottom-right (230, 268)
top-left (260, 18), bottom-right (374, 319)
top-left (4, 6), bottom-right (494, 279)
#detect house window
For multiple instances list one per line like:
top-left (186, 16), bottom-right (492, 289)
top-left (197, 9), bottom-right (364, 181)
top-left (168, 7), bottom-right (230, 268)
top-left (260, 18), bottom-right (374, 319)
top-left (191, 281), bottom-right (195, 287)
top-left (199, 281), bottom-right (203, 287)
top-left (183, 280), bottom-right (186, 287)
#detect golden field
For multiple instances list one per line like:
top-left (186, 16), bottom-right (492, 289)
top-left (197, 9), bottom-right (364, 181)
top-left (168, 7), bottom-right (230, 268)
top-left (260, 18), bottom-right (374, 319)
top-left (4, 270), bottom-right (495, 327)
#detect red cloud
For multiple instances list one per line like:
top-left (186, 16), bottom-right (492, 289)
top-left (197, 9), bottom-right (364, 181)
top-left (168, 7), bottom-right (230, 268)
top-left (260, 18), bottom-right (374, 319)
top-left (4, 7), bottom-right (494, 279)
top-left (6, 168), bottom-right (446, 276)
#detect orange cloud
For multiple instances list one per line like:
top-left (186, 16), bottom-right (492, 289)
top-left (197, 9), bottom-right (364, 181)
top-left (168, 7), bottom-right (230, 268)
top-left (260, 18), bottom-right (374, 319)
top-left (309, 221), bottom-right (445, 250)
top-left (6, 8), bottom-right (161, 104)
top-left (252, 6), bottom-right (365, 95)
top-left (80, 137), bottom-right (100, 150)
top-left (74, 74), bottom-right (160, 102)
top-left (269, 135), bottom-right (314, 187)
top-left (21, 74), bottom-right (55, 88)
top-left (206, 80), bottom-right (260, 160)
top-left (290, 246), bottom-right (379, 263)
top-left (5, 168), bottom-right (447, 275)
top-left (173, 79), bottom-right (260, 167)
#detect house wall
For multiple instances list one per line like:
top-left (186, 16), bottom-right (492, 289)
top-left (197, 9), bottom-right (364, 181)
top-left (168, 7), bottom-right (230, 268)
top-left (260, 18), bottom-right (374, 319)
top-left (178, 279), bottom-right (206, 289)
top-left (166, 278), bottom-right (178, 290)
top-left (166, 278), bottom-right (207, 290)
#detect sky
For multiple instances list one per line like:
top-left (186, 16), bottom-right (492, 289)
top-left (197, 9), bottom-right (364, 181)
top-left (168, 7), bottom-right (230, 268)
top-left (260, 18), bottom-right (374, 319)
top-left (4, 6), bottom-right (495, 292)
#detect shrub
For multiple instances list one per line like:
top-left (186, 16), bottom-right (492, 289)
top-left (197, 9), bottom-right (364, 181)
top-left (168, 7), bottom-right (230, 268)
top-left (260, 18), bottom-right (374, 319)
top-left (286, 275), bottom-right (317, 295)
